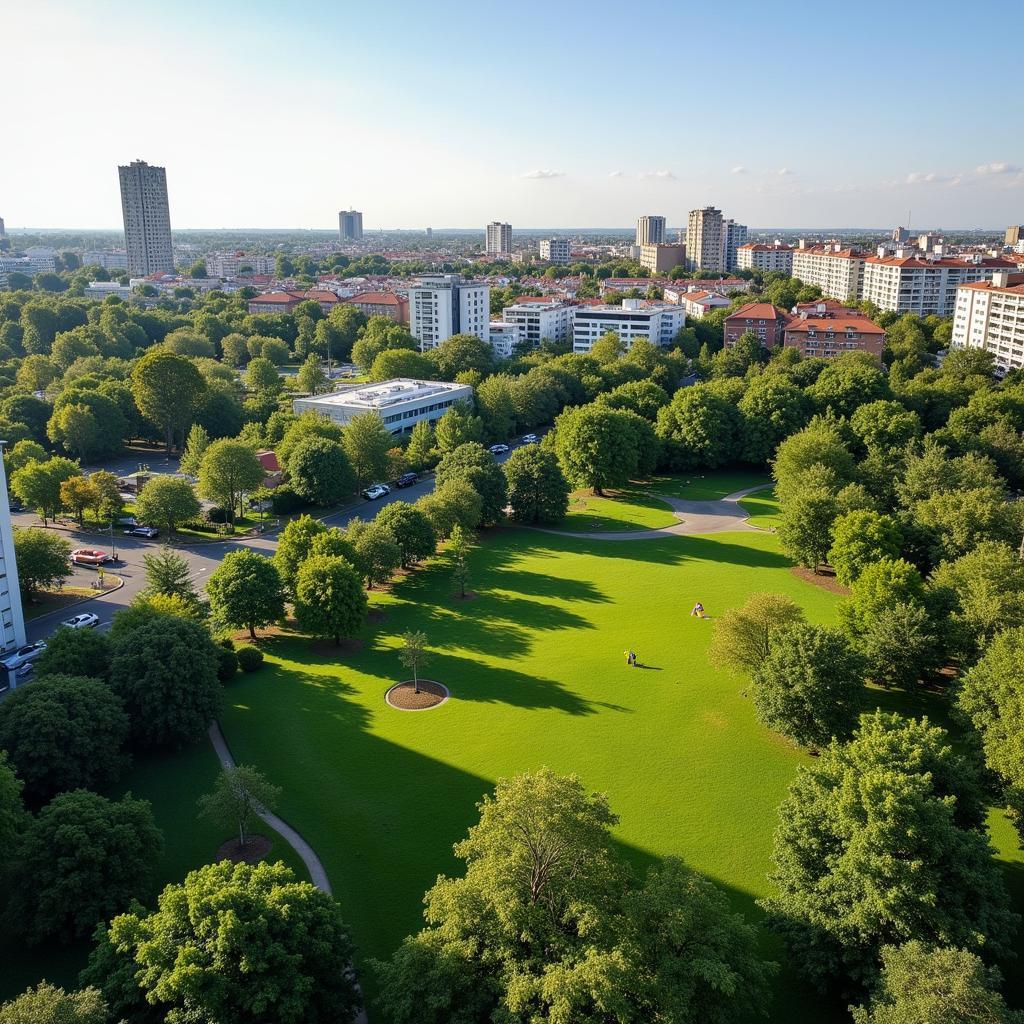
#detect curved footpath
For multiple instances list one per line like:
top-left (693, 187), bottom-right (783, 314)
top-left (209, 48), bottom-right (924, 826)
top-left (537, 484), bottom-right (768, 540)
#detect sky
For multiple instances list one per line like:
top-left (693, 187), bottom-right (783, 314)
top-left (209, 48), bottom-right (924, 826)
top-left (3, 0), bottom-right (1023, 231)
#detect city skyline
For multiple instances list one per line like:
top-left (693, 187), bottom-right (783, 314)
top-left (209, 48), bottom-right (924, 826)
top-left (3, 0), bottom-right (1023, 231)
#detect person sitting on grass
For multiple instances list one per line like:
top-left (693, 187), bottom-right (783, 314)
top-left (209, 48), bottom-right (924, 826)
top-left (690, 602), bottom-right (705, 618)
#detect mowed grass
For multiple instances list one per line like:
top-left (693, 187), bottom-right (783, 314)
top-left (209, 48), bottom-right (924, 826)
top-left (220, 526), bottom-right (867, 1019)
top-left (647, 468), bottom-right (769, 500)
top-left (560, 489), bottom-right (678, 532)
top-left (739, 487), bottom-right (781, 529)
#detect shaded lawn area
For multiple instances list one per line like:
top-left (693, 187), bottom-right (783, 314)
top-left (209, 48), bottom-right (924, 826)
top-left (647, 468), bottom-right (769, 500)
top-left (22, 586), bottom-right (103, 621)
top-left (560, 489), bottom-right (678, 532)
top-left (739, 486), bottom-right (781, 530)
top-left (0, 738), bottom-right (308, 1002)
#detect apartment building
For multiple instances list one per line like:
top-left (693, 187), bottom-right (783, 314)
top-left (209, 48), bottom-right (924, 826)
top-left (0, 454), bottom-right (26, 666)
top-left (82, 249), bottom-right (130, 270)
top-left (485, 222), bottom-right (512, 256)
top-left (83, 281), bottom-right (134, 300)
top-left (723, 302), bottom-right (790, 349)
top-left (0, 253), bottom-right (57, 284)
top-left (636, 216), bottom-right (666, 246)
top-left (639, 243), bottom-right (687, 274)
top-left (572, 299), bottom-right (685, 353)
top-left (487, 322), bottom-right (523, 358)
top-left (722, 219), bottom-right (748, 271)
top-left (118, 160), bottom-right (174, 276)
top-left (783, 301), bottom-right (886, 361)
top-left (686, 206), bottom-right (725, 272)
top-left (339, 210), bottom-right (363, 241)
top-left (1005, 226), bottom-right (1023, 247)
top-left (737, 242), bottom-right (793, 274)
top-left (862, 252), bottom-right (1018, 316)
top-left (205, 252), bottom-right (275, 277)
top-left (678, 290), bottom-right (731, 319)
top-left (409, 274), bottom-right (490, 349)
top-left (293, 378), bottom-right (473, 433)
top-left (344, 291), bottom-right (409, 323)
top-left (791, 242), bottom-right (865, 302)
top-left (538, 238), bottom-right (571, 264)
top-left (950, 270), bottom-right (1024, 373)
top-left (501, 296), bottom-right (574, 347)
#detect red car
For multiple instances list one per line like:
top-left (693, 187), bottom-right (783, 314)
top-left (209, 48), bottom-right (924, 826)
top-left (70, 548), bottom-right (111, 567)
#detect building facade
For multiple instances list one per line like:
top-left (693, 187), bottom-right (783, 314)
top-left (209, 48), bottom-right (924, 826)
top-left (639, 243), bottom-right (687, 274)
top-left (678, 290), bottom-right (731, 319)
top-left (118, 160), bottom-right (174, 276)
top-left (344, 291), bottom-right (409, 323)
top-left (723, 302), bottom-right (790, 348)
top-left (791, 242), bottom-right (865, 302)
top-left (485, 222), bottom-right (512, 256)
top-left (487, 322), bottom-right (523, 358)
top-left (572, 299), bottom-right (685, 353)
top-left (782, 301), bottom-right (886, 360)
top-left (0, 453), bottom-right (26, 665)
top-left (205, 252), bottom-right (275, 277)
top-left (686, 206), bottom-right (725, 272)
top-left (636, 216), bottom-right (666, 246)
top-left (292, 378), bottom-right (474, 433)
top-left (409, 274), bottom-right (490, 348)
top-left (501, 297), bottom-right (575, 347)
top-left (339, 210), bottom-right (363, 241)
top-left (950, 271), bottom-right (1024, 373)
top-left (82, 249), bottom-right (130, 270)
top-left (539, 238), bottom-right (571, 264)
top-left (737, 242), bottom-right (793, 274)
top-left (722, 219), bottom-right (748, 271)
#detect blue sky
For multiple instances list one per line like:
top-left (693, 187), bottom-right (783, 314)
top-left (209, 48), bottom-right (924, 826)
top-left (3, 0), bottom-right (1022, 230)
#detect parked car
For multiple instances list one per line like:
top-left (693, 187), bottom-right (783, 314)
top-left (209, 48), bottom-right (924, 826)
top-left (61, 612), bottom-right (100, 630)
top-left (124, 525), bottom-right (159, 538)
top-left (520, 434), bottom-right (539, 445)
top-left (361, 484), bottom-right (390, 500)
top-left (9, 499), bottom-right (23, 513)
top-left (395, 472), bottom-right (418, 488)
top-left (488, 443), bottom-right (510, 455)
top-left (116, 515), bottom-right (138, 527)
top-left (71, 548), bottom-right (111, 567)
top-left (1, 641), bottom-right (47, 670)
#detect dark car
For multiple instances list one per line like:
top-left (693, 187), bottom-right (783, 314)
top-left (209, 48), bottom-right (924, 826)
top-left (124, 525), bottom-right (159, 539)
top-left (395, 472), bottom-right (418, 488)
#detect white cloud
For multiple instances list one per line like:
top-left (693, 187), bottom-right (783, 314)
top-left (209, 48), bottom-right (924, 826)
top-left (905, 171), bottom-right (937, 184)
top-left (608, 170), bottom-right (623, 178)
top-left (730, 165), bottom-right (746, 175)
top-left (638, 169), bottom-right (675, 180)
top-left (776, 167), bottom-right (792, 176)
top-left (976, 161), bottom-right (1019, 175)
top-left (521, 169), bottom-right (564, 179)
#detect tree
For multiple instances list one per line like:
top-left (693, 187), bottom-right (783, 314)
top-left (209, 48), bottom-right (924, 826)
top-left (9, 790), bottom-right (162, 945)
top-left (13, 528), bottom-right (71, 599)
top-left (369, 348), bottom-right (435, 382)
top-left (59, 475), bottom-right (98, 526)
top-left (134, 476), bottom-right (200, 536)
top-left (399, 629), bottom-right (429, 694)
top-left (293, 555), bottom-right (367, 645)
top-left (596, 378), bottom-right (670, 421)
top-left (287, 436), bottom-right (355, 506)
top-left (0, 982), bottom-right (108, 1024)
top-left (4, 439), bottom-right (47, 476)
top-left (375, 501), bottom-right (437, 567)
top-left (47, 404), bottom-right (99, 463)
top-left (447, 523), bottom-right (474, 598)
top-left (342, 410), bottom-right (393, 488)
top-left (839, 557), bottom-right (926, 640)
top-left (88, 470), bottom-right (122, 523)
top-left (35, 626), bottom-right (110, 681)
top-left (738, 375), bottom-right (813, 465)
top-left (178, 422), bottom-right (210, 477)
top-left (206, 550), bottom-right (285, 640)
top-left (416, 480), bottom-right (483, 540)
top-left (655, 385), bottom-right (743, 470)
top-left (405, 419), bottom-right (437, 471)
top-left (776, 483), bottom-right (837, 571)
top-left (130, 350), bottom-right (205, 450)
top-left (850, 941), bottom-right (1023, 1024)
top-left (828, 510), bottom-right (904, 586)
top-left (761, 712), bottom-right (1016, 992)
top-left (220, 332), bottom-right (249, 367)
top-left (850, 400), bottom-right (922, 454)
top-left (142, 547), bottom-right (202, 610)
top-left (296, 354), bottom-right (329, 394)
top-left (503, 446), bottom-right (570, 524)
top-left (807, 355), bottom-right (890, 418)
top-left (708, 592), bottom-right (804, 676)
top-left (427, 332), bottom-right (495, 379)
top-left (772, 419), bottom-right (857, 505)
top-left (912, 488), bottom-right (1022, 564)
top-left (475, 374), bottom-right (517, 442)
top-left (554, 405), bottom-right (644, 494)
top-left (434, 442), bottom-right (507, 526)
top-left (433, 403), bottom-right (484, 454)
top-left (197, 438), bottom-right (264, 520)
top-left (109, 615), bottom-right (222, 746)
top-left (751, 624), bottom-right (864, 747)
top-left (347, 520), bottom-right (402, 589)
top-left (244, 356), bottom-right (281, 395)
top-left (858, 601), bottom-right (939, 688)
top-left (198, 765), bottom-right (281, 849)
top-left (11, 456), bottom-right (80, 525)
top-left (273, 514), bottom-right (327, 594)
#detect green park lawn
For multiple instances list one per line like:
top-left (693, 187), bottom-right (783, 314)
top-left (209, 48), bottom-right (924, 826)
top-left (647, 468), bottom-right (769, 500)
top-left (560, 489), bottom-right (678, 532)
top-left (739, 486), bottom-right (782, 530)
top-left (210, 520), bottom-right (1024, 1021)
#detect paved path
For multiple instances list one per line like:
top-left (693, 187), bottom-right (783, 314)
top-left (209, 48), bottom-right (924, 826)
top-left (535, 484), bottom-right (768, 540)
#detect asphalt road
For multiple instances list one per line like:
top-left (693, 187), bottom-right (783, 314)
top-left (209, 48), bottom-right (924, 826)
top-left (19, 445), bottom-right (520, 644)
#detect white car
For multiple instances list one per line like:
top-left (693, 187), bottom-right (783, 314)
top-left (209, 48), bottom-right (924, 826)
top-left (488, 443), bottom-right (510, 455)
top-left (1, 641), bottom-right (47, 670)
top-left (61, 612), bottom-right (100, 630)
top-left (361, 484), bottom-right (390, 500)
top-left (520, 434), bottom-right (539, 445)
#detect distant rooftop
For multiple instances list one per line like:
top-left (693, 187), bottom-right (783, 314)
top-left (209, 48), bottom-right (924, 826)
top-left (298, 378), bottom-right (467, 411)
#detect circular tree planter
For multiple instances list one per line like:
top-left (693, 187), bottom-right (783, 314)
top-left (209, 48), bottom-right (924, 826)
top-left (217, 834), bottom-right (272, 864)
top-left (385, 679), bottom-right (449, 711)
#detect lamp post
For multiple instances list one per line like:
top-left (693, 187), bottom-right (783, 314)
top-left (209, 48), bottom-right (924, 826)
top-left (109, 519), bottom-right (117, 562)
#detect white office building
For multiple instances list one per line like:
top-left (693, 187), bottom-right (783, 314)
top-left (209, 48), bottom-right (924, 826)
top-left (486, 221), bottom-right (512, 256)
top-left (951, 270), bottom-right (1024, 373)
top-left (83, 281), bottom-right (134, 300)
top-left (205, 252), bottom-right (276, 278)
top-left (572, 299), bottom-right (685, 353)
top-left (409, 274), bottom-right (490, 349)
top-left (119, 160), bottom-right (174, 276)
top-left (501, 297), bottom-right (574, 348)
top-left (737, 242), bottom-right (794, 274)
top-left (0, 452), bottom-right (26, 664)
top-left (487, 321), bottom-right (523, 358)
top-left (539, 238), bottom-right (571, 264)
top-left (82, 250), bottom-right (130, 270)
top-left (0, 253), bottom-right (57, 286)
top-left (686, 206), bottom-right (725, 272)
top-left (292, 378), bottom-right (474, 434)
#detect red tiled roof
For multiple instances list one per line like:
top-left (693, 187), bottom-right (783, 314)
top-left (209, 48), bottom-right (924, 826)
top-left (865, 256), bottom-right (1016, 269)
top-left (726, 302), bottom-right (789, 322)
top-left (249, 291), bottom-right (301, 305)
top-left (255, 450), bottom-right (281, 472)
top-left (785, 317), bottom-right (885, 335)
top-left (302, 289), bottom-right (340, 303)
top-left (347, 292), bottom-right (403, 305)
top-left (739, 243), bottom-right (793, 252)
top-left (958, 273), bottom-right (1024, 294)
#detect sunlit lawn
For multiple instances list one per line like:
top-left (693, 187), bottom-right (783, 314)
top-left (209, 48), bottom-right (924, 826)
top-left (559, 489), bottom-right (678, 532)
top-left (739, 486), bottom-right (781, 529)
top-left (647, 468), bottom-right (769, 500)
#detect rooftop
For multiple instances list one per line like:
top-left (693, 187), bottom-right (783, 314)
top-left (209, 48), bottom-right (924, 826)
top-left (298, 378), bottom-right (468, 411)
top-left (726, 302), bottom-right (790, 322)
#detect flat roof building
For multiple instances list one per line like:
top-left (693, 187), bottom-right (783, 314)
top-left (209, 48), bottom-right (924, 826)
top-left (737, 242), bottom-right (793, 274)
top-left (486, 222), bottom-right (512, 256)
top-left (501, 296), bottom-right (575, 348)
top-left (539, 238), bottom-right (571, 264)
top-left (339, 211), bottom-right (363, 241)
top-left (639, 243), bottom-right (687, 274)
top-left (951, 270), bottom-right (1024, 373)
top-left (292, 378), bottom-right (474, 434)
top-left (636, 216), bottom-right (666, 246)
top-left (572, 299), bottom-right (685, 353)
top-left (409, 274), bottom-right (490, 349)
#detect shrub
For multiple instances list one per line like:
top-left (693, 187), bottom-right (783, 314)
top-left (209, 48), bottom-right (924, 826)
top-left (205, 505), bottom-right (229, 524)
top-left (216, 646), bottom-right (239, 681)
top-left (236, 646), bottom-right (264, 672)
top-left (270, 485), bottom-right (305, 515)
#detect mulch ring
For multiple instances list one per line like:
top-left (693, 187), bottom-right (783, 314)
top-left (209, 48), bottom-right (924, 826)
top-left (217, 834), bottom-right (272, 864)
top-left (451, 590), bottom-right (478, 602)
top-left (790, 566), bottom-right (850, 595)
top-left (385, 679), bottom-right (449, 711)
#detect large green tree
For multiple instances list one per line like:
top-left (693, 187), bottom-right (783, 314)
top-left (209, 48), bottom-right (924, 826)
top-left (374, 501), bottom-right (437, 567)
top-left (346, 519), bottom-right (402, 588)
top-left (0, 982), bottom-right (108, 1024)
top-left (708, 592), bottom-right (804, 676)
top-left (130, 350), bottom-right (205, 451)
top-left (293, 555), bottom-right (367, 645)
top-left (342, 411), bottom-right (393, 488)
top-left (34, 627), bottom-right (111, 681)
top-left (12, 528), bottom-right (72, 599)
top-left (206, 550), bottom-right (285, 640)
top-left (11, 457), bottom-right (80, 525)
top-left (434, 442), bottom-right (507, 526)
top-left (776, 482), bottom-right (837, 571)
top-left (416, 480), bottom-right (483, 540)
top-left (503, 446), bottom-right (570, 524)
top-left (287, 437), bottom-right (355, 506)
top-left (554, 405), bottom-right (644, 495)
top-left (273, 514), bottom-right (327, 595)
top-left (197, 438), bottom-right (264, 520)
top-left (858, 601), bottom-right (939, 689)
top-left (142, 547), bottom-right (202, 612)
top-left (828, 510), bottom-right (903, 587)
top-left (655, 384), bottom-right (743, 470)
top-left (133, 475), bottom-right (200, 536)
top-left (839, 558), bottom-right (926, 640)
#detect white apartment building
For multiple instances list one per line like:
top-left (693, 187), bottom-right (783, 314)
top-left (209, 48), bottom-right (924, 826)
top-left (486, 222), bottom-right (512, 256)
top-left (678, 290), bottom-right (731, 319)
top-left (501, 297), bottom-right (575, 348)
top-left (951, 270), bottom-right (1024, 372)
top-left (791, 242), bottom-right (865, 302)
top-left (572, 299), bottom-right (685, 353)
top-left (686, 206), bottom-right (725, 272)
top-left (539, 238), bottom-right (571, 264)
top-left (862, 252), bottom-right (1017, 316)
top-left (636, 216), bottom-right (666, 246)
top-left (409, 274), bottom-right (490, 349)
top-left (487, 322), bottom-right (523, 358)
top-left (118, 160), bottom-right (174, 276)
top-left (0, 453), bottom-right (26, 665)
top-left (205, 252), bottom-right (275, 278)
top-left (722, 219), bottom-right (747, 271)
top-left (0, 253), bottom-right (57, 285)
top-left (83, 281), bottom-right (134, 300)
top-left (737, 242), bottom-right (793, 274)
top-left (292, 378), bottom-right (474, 434)
top-left (82, 250), bottom-right (129, 270)
top-left (339, 210), bottom-right (363, 241)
